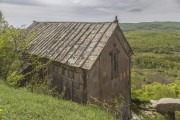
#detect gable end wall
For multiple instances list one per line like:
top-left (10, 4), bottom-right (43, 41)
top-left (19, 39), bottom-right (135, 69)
top-left (87, 27), bottom-right (131, 119)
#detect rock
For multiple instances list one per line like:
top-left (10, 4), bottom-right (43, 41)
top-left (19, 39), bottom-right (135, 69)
top-left (131, 112), bottom-right (141, 120)
top-left (151, 98), bottom-right (180, 120)
top-left (150, 100), bottom-right (158, 105)
top-left (150, 100), bottom-right (158, 108)
top-left (155, 98), bottom-right (180, 113)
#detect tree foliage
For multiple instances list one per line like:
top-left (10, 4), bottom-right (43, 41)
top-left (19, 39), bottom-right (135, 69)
top-left (0, 11), bottom-right (55, 97)
top-left (0, 12), bottom-right (33, 85)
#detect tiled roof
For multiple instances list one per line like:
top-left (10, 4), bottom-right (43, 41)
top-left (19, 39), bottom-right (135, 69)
top-left (27, 21), bottom-right (117, 69)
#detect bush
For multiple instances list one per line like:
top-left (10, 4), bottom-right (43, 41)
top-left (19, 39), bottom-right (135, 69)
top-left (90, 94), bottom-right (125, 119)
top-left (0, 11), bottom-right (34, 84)
top-left (6, 71), bottom-right (24, 87)
top-left (168, 80), bottom-right (180, 98)
top-left (143, 82), bottom-right (176, 100)
top-left (132, 82), bottom-right (179, 101)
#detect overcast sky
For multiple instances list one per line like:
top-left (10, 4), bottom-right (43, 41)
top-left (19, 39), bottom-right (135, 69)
top-left (0, 0), bottom-right (180, 27)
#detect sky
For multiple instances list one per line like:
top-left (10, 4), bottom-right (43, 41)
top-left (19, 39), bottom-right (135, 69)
top-left (0, 0), bottom-right (180, 27)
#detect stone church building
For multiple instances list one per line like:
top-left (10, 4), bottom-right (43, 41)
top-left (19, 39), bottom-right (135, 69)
top-left (25, 18), bottom-right (133, 119)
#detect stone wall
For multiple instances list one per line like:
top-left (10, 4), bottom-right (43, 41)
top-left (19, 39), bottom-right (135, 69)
top-left (88, 27), bottom-right (131, 119)
top-left (48, 62), bottom-right (87, 103)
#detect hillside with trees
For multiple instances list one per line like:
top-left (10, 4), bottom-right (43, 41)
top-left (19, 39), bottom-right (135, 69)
top-left (121, 22), bottom-right (180, 119)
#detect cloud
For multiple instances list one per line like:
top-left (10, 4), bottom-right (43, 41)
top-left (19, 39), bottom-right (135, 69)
top-left (73, 0), bottom-right (80, 4)
top-left (74, 0), bottom-right (151, 15)
top-left (0, 0), bottom-right (150, 12)
top-left (57, 0), bottom-right (150, 17)
top-left (0, 0), bottom-right (179, 27)
top-left (0, 0), bottom-right (42, 6)
top-left (175, 0), bottom-right (180, 4)
top-left (129, 8), bottom-right (143, 12)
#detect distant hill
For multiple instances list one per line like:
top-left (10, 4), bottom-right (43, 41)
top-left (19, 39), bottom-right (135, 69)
top-left (122, 21), bottom-right (180, 82)
top-left (120, 22), bottom-right (180, 31)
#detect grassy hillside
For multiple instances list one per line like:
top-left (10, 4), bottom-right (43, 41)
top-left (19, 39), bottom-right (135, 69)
top-left (122, 22), bottom-right (180, 98)
top-left (125, 31), bottom-right (180, 53)
top-left (122, 22), bottom-right (180, 82)
top-left (0, 82), bottom-right (114, 120)
top-left (121, 22), bottom-right (180, 120)
top-left (121, 22), bottom-right (180, 31)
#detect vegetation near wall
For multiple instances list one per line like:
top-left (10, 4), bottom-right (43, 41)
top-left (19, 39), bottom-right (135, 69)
top-left (0, 12), bottom-right (30, 84)
top-left (0, 11), bottom-right (50, 90)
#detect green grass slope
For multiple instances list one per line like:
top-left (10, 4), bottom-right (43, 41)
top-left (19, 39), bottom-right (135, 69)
top-left (0, 83), bottom-right (114, 120)
top-left (123, 22), bottom-right (180, 85)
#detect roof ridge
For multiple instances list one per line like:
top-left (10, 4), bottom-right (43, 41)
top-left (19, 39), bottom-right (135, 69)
top-left (33, 20), bottom-right (116, 24)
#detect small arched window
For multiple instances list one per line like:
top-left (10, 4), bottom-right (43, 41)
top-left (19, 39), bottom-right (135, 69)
top-left (110, 44), bottom-right (120, 79)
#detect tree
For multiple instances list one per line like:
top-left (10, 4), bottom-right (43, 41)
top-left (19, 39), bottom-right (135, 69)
top-left (0, 10), bottom-right (50, 89)
top-left (0, 11), bottom-right (31, 84)
top-left (0, 10), bottom-right (2, 20)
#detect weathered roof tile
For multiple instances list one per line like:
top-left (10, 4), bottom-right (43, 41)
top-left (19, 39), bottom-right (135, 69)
top-left (28, 22), bottom-right (117, 70)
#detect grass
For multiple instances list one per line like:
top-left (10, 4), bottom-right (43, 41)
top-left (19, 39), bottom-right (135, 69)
top-left (0, 82), bottom-right (114, 120)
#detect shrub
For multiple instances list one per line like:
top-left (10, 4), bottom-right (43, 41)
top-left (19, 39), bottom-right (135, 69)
top-left (143, 82), bottom-right (176, 100)
top-left (6, 71), bottom-right (24, 87)
top-left (90, 94), bottom-right (125, 119)
top-left (132, 82), bottom-right (179, 101)
top-left (168, 80), bottom-right (180, 98)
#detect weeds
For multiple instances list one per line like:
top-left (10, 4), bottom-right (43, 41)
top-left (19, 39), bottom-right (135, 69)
top-left (90, 94), bottom-right (126, 119)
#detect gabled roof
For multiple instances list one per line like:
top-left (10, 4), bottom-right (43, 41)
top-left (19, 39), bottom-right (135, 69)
top-left (27, 21), bottom-right (117, 70)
